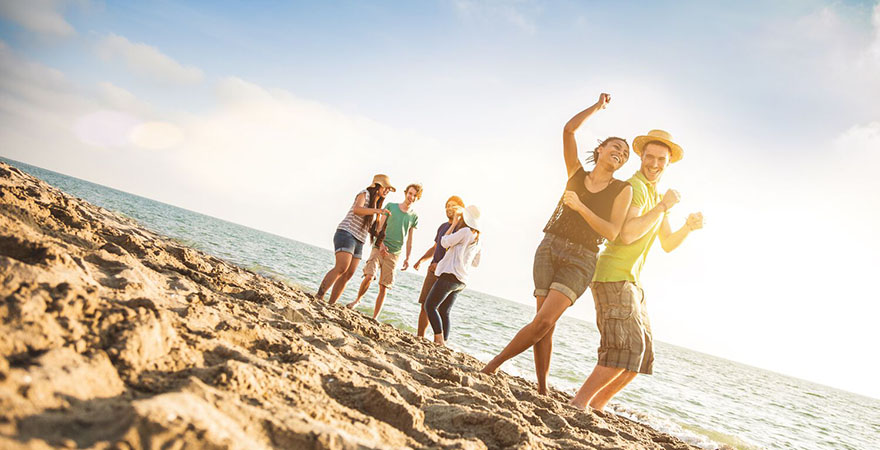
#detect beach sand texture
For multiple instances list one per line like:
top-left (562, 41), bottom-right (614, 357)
top-left (0, 162), bottom-right (700, 449)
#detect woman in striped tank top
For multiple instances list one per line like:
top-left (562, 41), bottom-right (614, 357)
top-left (316, 174), bottom-right (394, 304)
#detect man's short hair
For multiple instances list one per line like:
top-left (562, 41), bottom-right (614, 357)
top-left (446, 195), bottom-right (464, 207)
top-left (405, 183), bottom-right (424, 200)
top-left (644, 140), bottom-right (671, 153)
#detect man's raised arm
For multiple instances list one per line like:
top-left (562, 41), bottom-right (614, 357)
top-left (658, 212), bottom-right (703, 252)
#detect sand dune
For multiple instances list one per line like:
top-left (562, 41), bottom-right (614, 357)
top-left (0, 162), bottom-right (699, 449)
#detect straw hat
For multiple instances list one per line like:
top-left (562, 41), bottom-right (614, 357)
top-left (632, 130), bottom-right (684, 163)
top-left (462, 205), bottom-right (481, 231)
top-left (371, 174), bottom-right (396, 191)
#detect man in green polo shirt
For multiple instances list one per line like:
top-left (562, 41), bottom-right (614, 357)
top-left (347, 183), bottom-right (421, 320)
top-left (570, 130), bottom-right (703, 412)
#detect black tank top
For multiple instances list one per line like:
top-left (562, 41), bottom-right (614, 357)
top-left (543, 167), bottom-right (629, 252)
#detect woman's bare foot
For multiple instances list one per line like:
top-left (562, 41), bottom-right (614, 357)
top-left (480, 360), bottom-right (498, 375)
top-left (345, 300), bottom-right (359, 309)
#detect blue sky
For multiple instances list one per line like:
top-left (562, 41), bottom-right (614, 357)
top-left (2, 0), bottom-right (879, 399)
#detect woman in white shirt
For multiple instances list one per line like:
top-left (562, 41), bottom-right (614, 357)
top-left (423, 205), bottom-right (482, 346)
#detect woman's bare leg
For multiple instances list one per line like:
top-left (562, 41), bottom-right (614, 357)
top-left (328, 257), bottom-right (360, 304)
top-left (316, 252), bottom-right (352, 300)
top-left (532, 295), bottom-right (558, 395)
top-left (481, 290), bottom-right (570, 375)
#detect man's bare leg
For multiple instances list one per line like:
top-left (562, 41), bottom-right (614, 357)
top-left (589, 370), bottom-right (637, 411)
top-left (347, 276), bottom-right (372, 309)
top-left (569, 364), bottom-right (626, 409)
top-left (481, 290), bottom-right (570, 375)
top-left (417, 305), bottom-right (429, 338)
top-left (328, 258), bottom-right (359, 304)
top-left (371, 284), bottom-right (388, 319)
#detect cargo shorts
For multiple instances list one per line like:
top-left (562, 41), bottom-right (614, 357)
top-left (363, 246), bottom-right (400, 288)
top-left (592, 280), bottom-right (654, 374)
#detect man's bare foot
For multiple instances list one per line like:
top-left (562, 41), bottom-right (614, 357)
top-left (567, 399), bottom-right (605, 415)
top-left (345, 300), bottom-right (359, 309)
top-left (480, 365), bottom-right (496, 375)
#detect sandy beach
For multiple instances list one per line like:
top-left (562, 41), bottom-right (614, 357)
top-left (0, 161), bottom-right (701, 449)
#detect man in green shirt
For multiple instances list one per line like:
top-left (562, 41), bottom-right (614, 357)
top-left (570, 130), bottom-right (703, 412)
top-left (348, 183), bottom-right (421, 320)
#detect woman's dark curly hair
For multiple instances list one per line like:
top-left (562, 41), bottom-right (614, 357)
top-left (363, 183), bottom-right (386, 242)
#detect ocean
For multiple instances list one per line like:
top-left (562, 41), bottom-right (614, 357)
top-left (4, 157), bottom-right (879, 450)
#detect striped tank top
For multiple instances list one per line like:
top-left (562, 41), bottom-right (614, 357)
top-left (337, 189), bottom-right (370, 243)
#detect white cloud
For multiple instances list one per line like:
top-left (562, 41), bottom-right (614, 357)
top-left (0, 0), bottom-right (78, 36)
top-left (758, 2), bottom-right (880, 101)
top-left (862, 2), bottom-right (880, 69)
top-left (452, 0), bottom-right (540, 34)
top-left (96, 81), bottom-right (153, 116)
top-left (96, 33), bottom-right (204, 85)
top-left (0, 40), bottom-right (183, 157)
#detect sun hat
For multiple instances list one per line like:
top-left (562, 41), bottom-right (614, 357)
top-left (461, 205), bottom-right (481, 231)
top-left (632, 130), bottom-right (684, 163)
top-left (371, 174), bottom-right (396, 191)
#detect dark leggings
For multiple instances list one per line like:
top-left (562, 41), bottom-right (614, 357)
top-left (423, 273), bottom-right (466, 340)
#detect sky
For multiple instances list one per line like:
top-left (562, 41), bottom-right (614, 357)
top-left (1, 0), bottom-right (879, 399)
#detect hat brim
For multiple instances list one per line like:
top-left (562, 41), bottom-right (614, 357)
top-left (462, 211), bottom-right (480, 231)
top-left (633, 135), bottom-right (683, 163)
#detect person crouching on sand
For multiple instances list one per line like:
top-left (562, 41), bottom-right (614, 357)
top-left (423, 204), bottom-right (481, 346)
top-left (481, 93), bottom-right (634, 395)
top-left (347, 183), bottom-right (422, 319)
top-left (315, 174), bottom-right (393, 304)
top-left (412, 195), bottom-right (466, 338)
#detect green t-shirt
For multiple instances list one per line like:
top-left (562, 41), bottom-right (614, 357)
top-left (378, 202), bottom-right (418, 255)
top-left (593, 171), bottom-right (665, 284)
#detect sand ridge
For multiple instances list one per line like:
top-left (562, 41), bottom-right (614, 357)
top-left (0, 162), bottom-right (699, 449)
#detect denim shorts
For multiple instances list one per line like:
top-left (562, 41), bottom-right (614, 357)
top-left (533, 233), bottom-right (598, 305)
top-left (333, 229), bottom-right (365, 259)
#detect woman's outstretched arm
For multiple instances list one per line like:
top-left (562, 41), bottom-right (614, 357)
top-left (563, 93), bottom-right (610, 178)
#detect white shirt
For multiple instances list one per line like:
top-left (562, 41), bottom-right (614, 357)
top-left (434, 227), bottom-right (481, 283)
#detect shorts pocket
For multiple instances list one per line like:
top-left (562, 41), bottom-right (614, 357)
top-left (599, 288), bottom-right (635, 350)
top-left (602, 304), bottom-right (633, 320)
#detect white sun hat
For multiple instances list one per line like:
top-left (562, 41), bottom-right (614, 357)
top-left (462, 205), bottom-right (481, 231)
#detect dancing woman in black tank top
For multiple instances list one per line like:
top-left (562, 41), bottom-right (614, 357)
top-left (481, 93), bottom-right (634, 395)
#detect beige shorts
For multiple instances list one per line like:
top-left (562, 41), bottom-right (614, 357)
top-left (363, 247), bottom-right (400, 288)
top-left (592, 281), bottom-right (654, 375)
